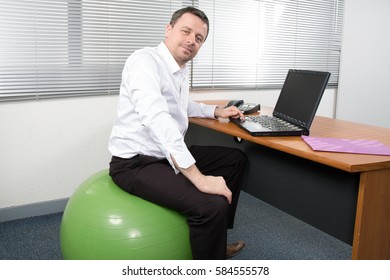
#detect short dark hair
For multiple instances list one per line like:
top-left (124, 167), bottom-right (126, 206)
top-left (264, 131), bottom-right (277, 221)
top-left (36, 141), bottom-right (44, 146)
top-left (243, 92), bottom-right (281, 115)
top-left (170, 6), bottom-right (210, 40)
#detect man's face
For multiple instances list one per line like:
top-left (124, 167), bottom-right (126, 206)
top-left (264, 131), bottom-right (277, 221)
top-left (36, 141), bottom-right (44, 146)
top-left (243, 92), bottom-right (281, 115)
top-left (164, 12), bottom-right (208, 68)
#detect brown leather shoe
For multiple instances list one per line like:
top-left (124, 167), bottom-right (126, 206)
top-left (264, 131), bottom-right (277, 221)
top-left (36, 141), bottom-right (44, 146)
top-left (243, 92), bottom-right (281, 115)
top-left (226, 240), bottom-right (245, 259)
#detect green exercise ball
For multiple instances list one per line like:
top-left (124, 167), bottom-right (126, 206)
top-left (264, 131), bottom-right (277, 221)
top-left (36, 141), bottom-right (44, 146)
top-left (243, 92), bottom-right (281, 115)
top-left (60, 169), bottom-right (192, 260)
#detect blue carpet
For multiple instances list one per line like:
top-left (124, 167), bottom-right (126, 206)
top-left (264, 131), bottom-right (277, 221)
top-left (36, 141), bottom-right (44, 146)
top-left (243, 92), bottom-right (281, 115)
top-left (0, 212), bottom-right (62, 260)
top-left (0, 192), bottom-right (351, 260)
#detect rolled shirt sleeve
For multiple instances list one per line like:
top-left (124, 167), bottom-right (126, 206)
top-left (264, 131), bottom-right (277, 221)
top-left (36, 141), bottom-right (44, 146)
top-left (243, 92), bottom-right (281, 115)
top-left (187, 99), bottom-right (218, 119)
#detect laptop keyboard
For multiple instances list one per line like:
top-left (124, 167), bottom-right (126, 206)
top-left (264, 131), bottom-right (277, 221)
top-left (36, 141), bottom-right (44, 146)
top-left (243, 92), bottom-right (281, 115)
top-left (245, 115), bottom-right (301, 131)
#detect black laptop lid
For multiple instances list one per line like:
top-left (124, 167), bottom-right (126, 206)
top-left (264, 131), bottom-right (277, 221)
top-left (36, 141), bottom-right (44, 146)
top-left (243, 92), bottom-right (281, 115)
top-left (273, 69), bottom-right (330, 129)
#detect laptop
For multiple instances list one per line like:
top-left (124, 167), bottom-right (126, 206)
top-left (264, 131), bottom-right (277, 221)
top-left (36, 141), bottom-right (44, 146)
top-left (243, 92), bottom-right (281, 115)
top-left (230, 69), bottom-right (330, 136)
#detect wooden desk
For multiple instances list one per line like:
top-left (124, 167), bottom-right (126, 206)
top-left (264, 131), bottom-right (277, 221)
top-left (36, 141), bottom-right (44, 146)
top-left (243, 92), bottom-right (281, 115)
top-left (189, 100), bottom-right (390, 260)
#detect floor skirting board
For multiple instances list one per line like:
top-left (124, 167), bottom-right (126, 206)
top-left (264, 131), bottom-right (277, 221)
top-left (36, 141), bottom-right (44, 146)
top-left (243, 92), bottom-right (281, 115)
top-left (0, 198), bottom-right (68, 223)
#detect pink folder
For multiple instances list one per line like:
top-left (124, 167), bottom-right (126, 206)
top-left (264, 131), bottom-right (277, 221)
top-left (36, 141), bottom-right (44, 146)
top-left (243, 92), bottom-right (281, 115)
top-left (301, 136), bottom-right (390, 156)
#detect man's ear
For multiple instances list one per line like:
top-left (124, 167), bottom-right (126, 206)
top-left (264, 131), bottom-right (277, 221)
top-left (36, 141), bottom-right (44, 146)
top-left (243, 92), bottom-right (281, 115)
top-left (165, 23), bottom-right (172, 38)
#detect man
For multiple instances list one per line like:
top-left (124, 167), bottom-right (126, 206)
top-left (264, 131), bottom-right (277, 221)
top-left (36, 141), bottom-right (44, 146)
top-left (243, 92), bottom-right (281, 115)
top-left (109, 6), bottom-right (247, 260)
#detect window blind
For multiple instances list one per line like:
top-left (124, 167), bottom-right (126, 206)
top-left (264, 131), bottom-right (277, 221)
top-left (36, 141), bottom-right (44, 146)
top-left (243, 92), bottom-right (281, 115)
top-left (0, 0), bottom-right (344, 102)
top-left (193, 0), bottom-right (344, 88)
top-left (0, 0), bottom-right (182, 101)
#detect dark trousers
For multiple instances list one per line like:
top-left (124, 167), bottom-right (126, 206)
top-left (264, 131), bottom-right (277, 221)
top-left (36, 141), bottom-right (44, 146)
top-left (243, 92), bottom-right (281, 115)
top-left (109, 145), bottom-right (247, 260)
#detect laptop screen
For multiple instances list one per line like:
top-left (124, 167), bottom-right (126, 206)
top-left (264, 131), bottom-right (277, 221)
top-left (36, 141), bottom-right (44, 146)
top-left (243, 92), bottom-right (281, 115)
top-left (273, 69), bottom-right (330, 128)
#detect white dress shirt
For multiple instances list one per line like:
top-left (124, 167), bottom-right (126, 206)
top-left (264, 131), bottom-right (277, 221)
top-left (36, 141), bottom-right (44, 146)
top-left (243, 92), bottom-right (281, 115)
top-left (108, 42), bottom-right (217, 173)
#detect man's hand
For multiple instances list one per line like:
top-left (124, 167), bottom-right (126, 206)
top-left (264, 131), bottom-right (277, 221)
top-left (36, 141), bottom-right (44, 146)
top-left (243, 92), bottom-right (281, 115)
top-left (192, 174), bottom-right (232, 204)
top-left (171, 156), bottom-right (232, 203)
top-left (214, 105), bottom-right (245, 121)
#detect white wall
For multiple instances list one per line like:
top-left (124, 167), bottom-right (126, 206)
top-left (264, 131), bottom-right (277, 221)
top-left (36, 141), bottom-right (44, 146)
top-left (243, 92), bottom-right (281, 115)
top-left (0, 89), bottom-right (334, 210)
top-left (190, 88), bottom-right (336, 118)
top-left (191, 89), bottom-right (337, 118)
top-left (337, 0), bottom-right (390, 128)
top-left (0, 96), bottom-right (117, 209)
top-left (0, 1), bottom-right (388, 212)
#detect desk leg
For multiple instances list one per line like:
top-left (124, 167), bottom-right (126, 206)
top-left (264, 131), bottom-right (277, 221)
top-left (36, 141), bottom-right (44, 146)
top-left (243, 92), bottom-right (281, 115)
top-left (352, 168), bottom-right (390, 259)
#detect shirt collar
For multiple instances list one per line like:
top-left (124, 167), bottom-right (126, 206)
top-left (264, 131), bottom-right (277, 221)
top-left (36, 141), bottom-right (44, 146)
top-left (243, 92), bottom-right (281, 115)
top-left (158, 42), bottom-right (188, 76)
